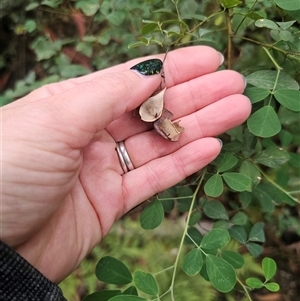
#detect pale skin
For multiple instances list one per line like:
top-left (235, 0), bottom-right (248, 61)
top-left (1, 46), bottom-right (251, 283)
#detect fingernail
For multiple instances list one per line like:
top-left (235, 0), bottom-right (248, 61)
top-left (242, 75), bottom-right (247, 89)
top-left (130, 59), bottom-right (163, 76)
top-left (218, 52), bottom-right (224, 65)
top-left (216, 138), bottom-right (223, 147)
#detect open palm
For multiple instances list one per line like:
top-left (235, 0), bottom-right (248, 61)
top-left (1, 46), bottom-right (251, 283)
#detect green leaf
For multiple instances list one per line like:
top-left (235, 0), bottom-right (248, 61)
top-left (141, 23), bottom-right (158, 35)
top-left (255, 19), bottom-right (279, 30)
top-left (246, 71), bottom-right (299, 90)
top-left (75, 0), bottom-right (100, 16)
top-left (255, 146), bottom-right (290, 168)
top-left (140, 200), bottom-right (164, 230)
top-left (133, 270), bottom-right (158, 296)
top-left (206, 255), bottom-right (236, 293)
top-left (82, 291), bottom-right (121, 301)
top-left (95, 256), bottom-right (132, 285)
top-left (245, 277), bottom-right (264, 289)
top-left (203, 200), bottom-right (228, 220)
top-left (188, 210), bottom-right (202, 226)
top-left (31, 37), bottom-right (62, 61)
top-left (222, 172), bottom-right (251, 192)
top-left (182, 248), bottom-right (203, 276)
top-left (274, 89), bottom-right (300, 112)
top-left (60, 65), bottom-right (90, 78)
top-left (204, 174), bottom-right (223, 197)
top-left (185, 227), bottom-right (203, 245)
top-left (244, 87), bottom-right (270, 104)
top-left (254, 183), bottom-right (295, 209)
top-left (276, 20), bottom-right (296, 30)
top-left (241, 129), bottom-right (257, 158)
top-left (217, 152), bottom-right (239, 172)
top-left (231, 212), bottom-right (248, 225)
top-left (274, 0), bottom-right (300, 10)
top-left (279, 130), bottom-right (293, 147)
top-left (249, 222), bottom-right (265, 242)
top-left (265, 282), bottom-right (280, 292)
top-left (123, 286), bottom-right (138, 295)
top-left (246, 242), bottom-right (263, 257)
top-left (109, 295), bottom-right (147, 301)
top-left (41, 0), bottom-right (63, 8)
top-left (229, 225), bottom-right (247, 244)
top-left (247, 106), bottom-right (281, 138)
top-left (221, 250), bottom-right (244, 269)
top-left (219, 0), bottom-right (242, 9)
top-left (107, 11), bottom-right (126, 26)
top-left (200, 229), bottom-right (230, 249)
top-left (239, 161), bottom-right (261, 188)
top-left (262, 257), bottom-right (277, 281)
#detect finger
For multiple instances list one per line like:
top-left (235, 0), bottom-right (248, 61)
top-left (121, 137), bottom-right (222, 214)
top-left (123, 94), bottom-right (251, 168)
top-left (107, 69), bottom-right (246, 141)
top-left (25, 46), bottom-right (222, 102)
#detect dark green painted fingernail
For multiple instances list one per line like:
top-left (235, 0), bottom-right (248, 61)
top-left (130, 59), bottom-right (163, 76)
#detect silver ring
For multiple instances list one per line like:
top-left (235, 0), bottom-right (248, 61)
top-left (116, 141), bottom-right (135, 173)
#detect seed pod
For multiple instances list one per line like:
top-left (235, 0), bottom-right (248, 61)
top-left (139, 88), bottom-right (166, 122)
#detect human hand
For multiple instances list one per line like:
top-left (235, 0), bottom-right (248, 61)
top-left (1, 46), bottom-right (251, 283)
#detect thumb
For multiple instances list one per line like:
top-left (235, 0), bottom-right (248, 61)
top-left (48, 67), bottom-right (162, 147)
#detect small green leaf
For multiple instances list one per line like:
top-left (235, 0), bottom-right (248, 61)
top-left (82, 290), bottom-right (121, 301)
top-left (41, 0), bottom-right (62, 8)
top-left (279, 130), bottom-right (293, 147)
top-left (254, 183), bottom-right (295, 208)
top-left (182, 248), bottom-right (203, 276)
top-left (245, 277), bottom-right (264, 289)
top-left (239, 161), bottom-right (261, 188)
top-left (244, 87), bottom-right (270, 103)
top-left (141, 23), bottom-right (158, 35)
top-left (221, 250), bottom-right (244, 269)
top-left (262, 257), bottom-right (277, 281)
top-left (96, 256), bottom-right (132, 285)
top-left (255, 19), bottom-right (279, 30)
top-left (185, 227), bottom-right (203, 245)
top-left (231, 212), bottom-right (248, 225)
top-left (276, 20), bottom-right (296, 30)
top-left (274, 89), bottom-right (300, 112)
top-left (247, 106), bottom-right (281, 138)
top-left (109, 295), bottom-right (147, 301)
top-left (203, 200), bottom-right (228, 220)
top-left (140, 200), bottom-right (164, 230)
top-left (107, 11), bottom-right (126, 26)
top-left (204, 174), bottom-right (223, 197)
top-left (222, 172), bottom-right (251, 192)
top-left (123, 286), bottom-right (138, 295)
top-left (31, 37), bottom-right (62, 61)
top-left (265, 282), bottom-right (280, 292)
top-left (206, 255), bottom-right (236, 292)
top-left (217, 152), bottom-right (239, 172)
top-left (219, 0), bottom-right (242, 9)
top-left (75, 0), bottom-right (100, 16)
top-left (200, 229), bottom-right (230, 249)
top-left (246, 242), bottom-right (263, 257)
top-left (249, 222), bottom-right (265, 242)
top-left (188, 210), bottom-right (202, 226)
top-left (229, 225), bottom-right (247, 244)
top-left (133, 270), bottom-right (158, 296)
top-left (274, 0), bottom-right (300, 10)
top-left (246, 71), bottom-right (299, 90)
top-left (255, 146), bottom-right (290, 168)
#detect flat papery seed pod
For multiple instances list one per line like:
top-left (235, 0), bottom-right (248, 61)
top-left (139, 88), bottom-right (166, 122)
top-left (154, 108), bottom-right (185, 141)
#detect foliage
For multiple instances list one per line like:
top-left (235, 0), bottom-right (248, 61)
top-left (1, 0), bottom-right (299, 300)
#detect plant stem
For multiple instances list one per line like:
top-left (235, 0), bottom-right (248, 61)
top-left (169, 169), bottom-right (206, 300)
top-left (225, 9), bottom-right (233, 69)
top-left (256, 165), bottom-right (300, 204)
top-left (234, 0), bottom-right (259, 34)
top-left (237, 278), bottom-right (253, 301)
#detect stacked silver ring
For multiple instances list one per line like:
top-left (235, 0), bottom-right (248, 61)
top-left (116, 141), bottom-right (135, 173)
